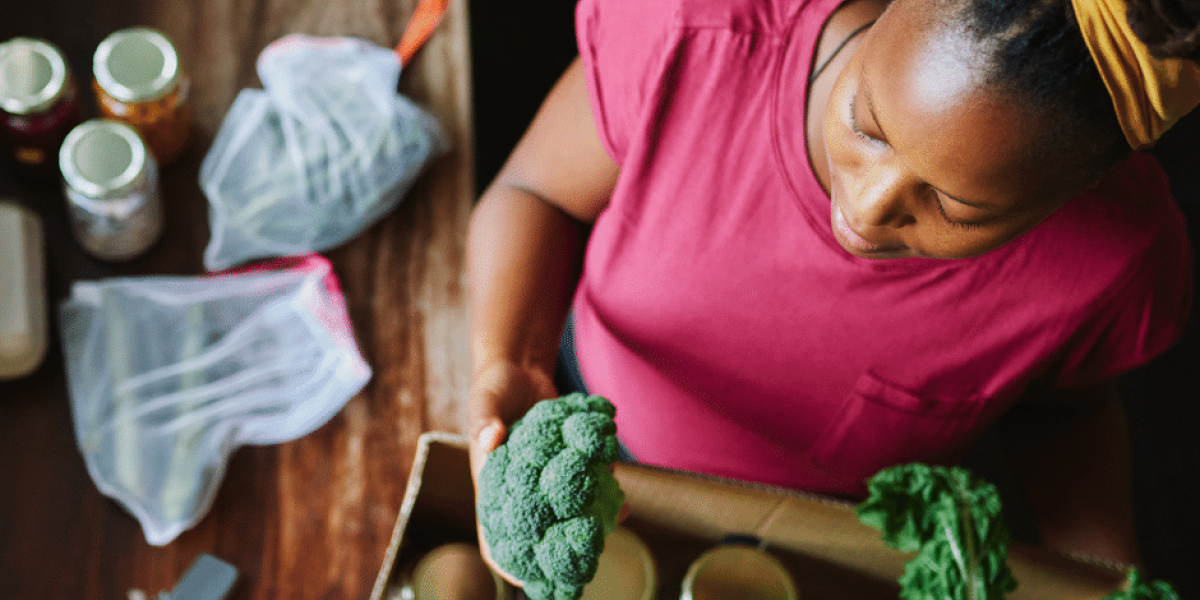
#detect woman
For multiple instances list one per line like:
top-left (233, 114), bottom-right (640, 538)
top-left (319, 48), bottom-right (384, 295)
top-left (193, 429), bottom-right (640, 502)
top-left (465, 0), bottom-right (1199, 579)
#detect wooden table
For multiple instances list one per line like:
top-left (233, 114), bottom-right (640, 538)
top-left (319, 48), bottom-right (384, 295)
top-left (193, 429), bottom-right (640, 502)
top-left (0, 0), bottom-right (474, 598)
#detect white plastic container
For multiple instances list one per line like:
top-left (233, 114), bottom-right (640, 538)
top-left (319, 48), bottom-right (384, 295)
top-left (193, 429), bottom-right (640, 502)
top-left (0, 201), bottom-right (47, 380)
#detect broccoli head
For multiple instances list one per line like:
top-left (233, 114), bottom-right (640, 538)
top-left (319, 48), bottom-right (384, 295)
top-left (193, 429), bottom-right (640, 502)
top-left (477, 393), bottom-right (626, 600)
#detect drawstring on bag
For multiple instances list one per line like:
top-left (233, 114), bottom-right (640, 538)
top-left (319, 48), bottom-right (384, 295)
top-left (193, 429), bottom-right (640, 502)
top-left (396, 0), bottom-right (450, 67)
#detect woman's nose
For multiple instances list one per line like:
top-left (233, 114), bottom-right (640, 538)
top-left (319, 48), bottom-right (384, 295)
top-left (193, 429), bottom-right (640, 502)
top-left (847, 162), bottom-right (915, 229)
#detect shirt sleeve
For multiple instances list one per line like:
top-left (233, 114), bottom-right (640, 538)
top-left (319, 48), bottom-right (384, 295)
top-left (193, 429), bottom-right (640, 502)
top-left (575, 0), bottom-right (677, 164)
top-left (1052, 170), bottom-right (1194, 389)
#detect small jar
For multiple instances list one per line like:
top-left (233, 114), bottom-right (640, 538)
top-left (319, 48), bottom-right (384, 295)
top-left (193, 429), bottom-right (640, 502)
top-left (59, 119), bottom-right (164, 261)
top-left (0, 38), bottom-right (83, 177)
top-left (580, 526), bottom-right (656, 600)
top-left (93, 27), bottom-right (190, 166)
top-left (680, 543), bottom-right (799, 600)
top-left (396, 543), bottom-right (511, 600)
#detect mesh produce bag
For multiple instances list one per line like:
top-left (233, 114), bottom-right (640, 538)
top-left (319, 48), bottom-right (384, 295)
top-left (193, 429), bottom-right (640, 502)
top-left (199, 33), bottom-right (448, 271)
top-left (59, 255), bottom-right (371, 545)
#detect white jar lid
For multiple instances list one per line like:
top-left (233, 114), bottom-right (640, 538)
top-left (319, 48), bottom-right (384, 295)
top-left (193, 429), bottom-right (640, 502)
top-left (681, 544), bottom-right (800, 600)
top-left (581, 526), bottom-right (657, 600)
top-left (59, 119), bottom-right (150, 198)
top-left (404, 542), bottom-right (512, 600)
top-left (0, 37), bottom-right (69, 115)
top-left (93, 27), bottom-right (180, 103)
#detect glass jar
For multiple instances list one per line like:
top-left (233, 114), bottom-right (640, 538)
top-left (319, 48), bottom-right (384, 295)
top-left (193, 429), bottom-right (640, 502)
top-left (680, 543), bottom-right (799, 600)
top-left (0, 38), bottom-right (83, 178)
top-left (59, 119), bottom-right (164, 261)
top-left (93, 27), bottom-right (190, 166)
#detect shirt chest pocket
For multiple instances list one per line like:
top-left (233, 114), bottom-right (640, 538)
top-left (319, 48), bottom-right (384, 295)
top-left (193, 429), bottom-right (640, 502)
top-left (809, 371), bottom-right (988, 487)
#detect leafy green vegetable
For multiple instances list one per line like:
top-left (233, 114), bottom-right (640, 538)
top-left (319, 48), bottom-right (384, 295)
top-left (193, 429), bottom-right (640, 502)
top-left (1103, 568), bottom-right (1181, 599)
top-left (856, 463), bottom-right (1018, 600)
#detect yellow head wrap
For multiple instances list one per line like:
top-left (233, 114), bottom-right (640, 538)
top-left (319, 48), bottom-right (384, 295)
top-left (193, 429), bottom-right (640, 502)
top-left (1071, 0), bottom-right (1200, 149)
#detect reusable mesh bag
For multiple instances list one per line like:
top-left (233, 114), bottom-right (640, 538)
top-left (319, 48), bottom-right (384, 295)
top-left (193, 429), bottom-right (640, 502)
top-left (59, 255), bottom-right (371, 545)
top-left (199, 33), bottom-right (448, 271)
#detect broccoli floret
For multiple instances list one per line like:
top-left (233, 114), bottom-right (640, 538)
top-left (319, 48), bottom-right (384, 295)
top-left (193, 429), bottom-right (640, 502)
top-left (477, 393), bottom-right (625, 600)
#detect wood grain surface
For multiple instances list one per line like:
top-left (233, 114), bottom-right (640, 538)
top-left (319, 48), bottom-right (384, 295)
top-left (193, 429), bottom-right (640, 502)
top-left (0, 0), bottom-right (474, 598)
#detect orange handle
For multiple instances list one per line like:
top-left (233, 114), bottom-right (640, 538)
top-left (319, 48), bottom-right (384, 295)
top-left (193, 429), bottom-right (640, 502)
top-left (395, 0), bottom-right (449, 66)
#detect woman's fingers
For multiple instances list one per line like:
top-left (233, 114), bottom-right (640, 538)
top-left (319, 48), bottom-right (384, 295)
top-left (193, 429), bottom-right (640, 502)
top-left (469, 413), bottom-right (523, 586)
top-left (465, 361), bottom-right (561, 591)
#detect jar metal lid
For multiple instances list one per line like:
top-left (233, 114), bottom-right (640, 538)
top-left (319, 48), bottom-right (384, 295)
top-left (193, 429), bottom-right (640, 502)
top-left (93, 27), bottom-right (180, 103)
top-left (581, 526), bottom-right (656, 600)
top-left (402, 543), bottom-right (511, 600)
top-left (0, 38), bottom-right (69, 115)
top-left (681, 544), bottom-right (799, 600)
top-left (59, 119), bottom-right (149, 198)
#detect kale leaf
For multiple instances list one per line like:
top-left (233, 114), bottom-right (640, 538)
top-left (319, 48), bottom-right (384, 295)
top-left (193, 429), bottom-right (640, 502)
top-left (1103, 568), bottom-right (1181, 600)
top-left (856, 463), bottom-right (1018, 600)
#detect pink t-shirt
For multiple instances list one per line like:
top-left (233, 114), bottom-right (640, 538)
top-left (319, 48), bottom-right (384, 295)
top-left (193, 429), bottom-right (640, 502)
top-left (572, 0), bottom-right (1193, 496)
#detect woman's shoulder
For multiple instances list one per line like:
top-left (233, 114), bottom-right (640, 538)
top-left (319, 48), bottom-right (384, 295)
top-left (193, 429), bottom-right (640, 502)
top-left (1009, 152), bottom-right (1190, 297)
top-left (1030, 153), bottom-right (1193, 387)
top-left (1075, 152), bottom-right (1187, 250)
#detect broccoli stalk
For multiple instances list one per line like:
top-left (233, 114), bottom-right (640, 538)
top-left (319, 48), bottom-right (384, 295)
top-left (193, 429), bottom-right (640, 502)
top-left (477, 393), bottom-right (626, 600)
top-left (856, 463), bottom-right (1018, 600)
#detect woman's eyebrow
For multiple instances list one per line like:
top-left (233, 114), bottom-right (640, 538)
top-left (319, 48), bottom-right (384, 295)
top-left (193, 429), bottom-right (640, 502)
top-left (862, 62), bottom-right (999, 212)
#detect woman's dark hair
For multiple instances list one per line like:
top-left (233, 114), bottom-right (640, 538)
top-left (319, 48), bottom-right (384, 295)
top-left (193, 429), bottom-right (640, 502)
top-left (953, 0), bottom-right (1200, 176)
top-left (1128, 0), bottom-right (1200, 60)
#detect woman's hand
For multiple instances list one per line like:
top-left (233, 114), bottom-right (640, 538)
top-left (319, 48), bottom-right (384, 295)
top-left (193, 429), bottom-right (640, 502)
top-left (467, 359), bottom-right (558, 586)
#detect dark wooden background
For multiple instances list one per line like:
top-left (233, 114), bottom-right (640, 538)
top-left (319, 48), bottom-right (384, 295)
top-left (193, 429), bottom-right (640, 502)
top-left (0, 0), bottom-right (474, 598)
top-left (4, 0), bottom-right (1200, 598)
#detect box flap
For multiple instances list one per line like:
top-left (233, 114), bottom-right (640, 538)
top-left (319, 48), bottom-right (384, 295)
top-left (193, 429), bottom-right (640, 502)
top-left (369, 431), bottom-right (473, 600)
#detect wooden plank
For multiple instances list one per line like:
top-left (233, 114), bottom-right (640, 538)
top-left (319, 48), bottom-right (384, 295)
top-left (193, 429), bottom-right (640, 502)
top-left (0, 0), bottom-right (474, 598)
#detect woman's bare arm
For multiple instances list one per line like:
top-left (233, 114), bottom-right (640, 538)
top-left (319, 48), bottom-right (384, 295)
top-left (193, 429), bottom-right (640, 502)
top-left (468, 56), bottom-right (616, 390)
top-left (464, 55), bottom-right (618, 583)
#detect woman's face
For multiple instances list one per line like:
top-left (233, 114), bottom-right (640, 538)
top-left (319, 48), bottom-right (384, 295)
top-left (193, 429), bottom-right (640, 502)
top-left (821, 0), bottom-right (1092, 259)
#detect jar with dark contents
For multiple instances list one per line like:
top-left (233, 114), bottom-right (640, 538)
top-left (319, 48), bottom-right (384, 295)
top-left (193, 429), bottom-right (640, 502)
top-left (59, 119), bottom-right (163, 261)
top-left (0, 38), bottom-right (83, 178)
top-left (93, 28), bottom-right (190, 166)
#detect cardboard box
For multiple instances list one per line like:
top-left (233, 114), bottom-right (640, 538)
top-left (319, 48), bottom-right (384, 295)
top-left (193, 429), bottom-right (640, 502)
top-left (371, 432), bottom-right (1129, 599)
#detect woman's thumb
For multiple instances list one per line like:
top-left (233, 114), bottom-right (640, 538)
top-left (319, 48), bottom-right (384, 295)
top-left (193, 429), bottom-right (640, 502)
top-left (476, 420), bottom-right (504, 452)
top-left (469, 419), bottom-right (506, 481)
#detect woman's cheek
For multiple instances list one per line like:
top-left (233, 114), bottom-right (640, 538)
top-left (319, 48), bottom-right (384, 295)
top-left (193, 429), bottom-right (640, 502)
top-left (825, 132), bottom-right (864, 205)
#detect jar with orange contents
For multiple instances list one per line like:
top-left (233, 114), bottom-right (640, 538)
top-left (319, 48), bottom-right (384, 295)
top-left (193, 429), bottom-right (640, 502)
top-left (92, 28), bottom-right (191, 166)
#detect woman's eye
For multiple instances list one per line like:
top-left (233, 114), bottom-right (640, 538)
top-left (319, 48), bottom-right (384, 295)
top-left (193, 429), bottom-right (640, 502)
top-left (848, 96), bottom-right (878, 143)
top-left (934, 195), bottom-right (984, 230)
